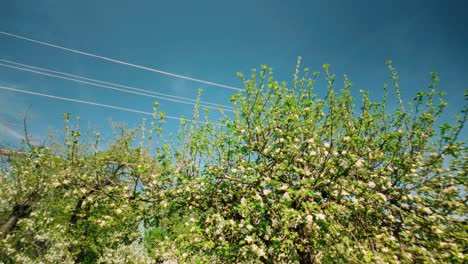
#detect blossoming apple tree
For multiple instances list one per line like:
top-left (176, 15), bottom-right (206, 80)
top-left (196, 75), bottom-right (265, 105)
top-left (0, 59), bottom-right (466, 263)
top-left (163, 59), bottom-right (467, 263)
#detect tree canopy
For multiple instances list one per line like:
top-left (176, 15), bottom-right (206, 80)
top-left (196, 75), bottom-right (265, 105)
top-left (1, 59), bottom-right (466, 263)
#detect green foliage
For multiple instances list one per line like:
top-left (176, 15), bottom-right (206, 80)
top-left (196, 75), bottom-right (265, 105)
top-left (166, 59), bottom-right (467, 263)
top-left (0, 59), bottom-right (466, 263)
top-left (0, 114), bottom-right (170, 263)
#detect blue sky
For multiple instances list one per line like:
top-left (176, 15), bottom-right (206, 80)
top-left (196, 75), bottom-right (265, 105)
top-left (1, 0), bottom-right (467, 146)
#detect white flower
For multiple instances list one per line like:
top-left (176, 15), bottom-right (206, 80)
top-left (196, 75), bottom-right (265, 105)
top-left (368, 181), bottom-right (376, 189)
top-left (423, 207), bottom-right (432, 214)
top-left (343, 136), bottom-right (351, 142)
top-left (97, 220), bottom-right (106, 227)
top-left (263, 189), bottom-right (271, 196)
top-left (355, 158), bottom-right (365, 168)
top-left (283, 192), bottom-right (290, 199)
top-left (324, 142), bottom-right (331, 148)
top-left (251, 243), bottom-right (259, 251)
top-left (231, 168), bottom-right (238, 173)
top-left (115, 208), bottom-right (123, 214)
top-left (434, 228), bottom-right (444, 234)
top-left (377, 192), bottom-right (387, 202)
top-left (245, 236), bottom-right (253, 243)
top-left (316, 213), bottom-right (326, 220)
top-left (246, 224), bottom-right (253, 230)
top-left (306, 215), bottom-right (313, 223)
top-left (443, 186), bottom-right (458, 194)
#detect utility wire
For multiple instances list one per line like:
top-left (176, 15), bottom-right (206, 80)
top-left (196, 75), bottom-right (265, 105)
top-left (0, 63), bottom-right (233, 112)
top-left (1, 31), bottom-right (243, 91)
top-left (0, 85), bottom-right (203, 123)
top-left (0, 59), bottom-right (233, 110)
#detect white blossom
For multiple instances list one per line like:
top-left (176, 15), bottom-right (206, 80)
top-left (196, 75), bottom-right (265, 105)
top-left (423, 207), bottom-right (432, 214)
top-left (443, 186), bottom-right (458, 194)
top-left (355, 158), bottom-right (365, 168)
top-left (316, 213), bottom-right (326, 220)
top-left (258, 248), bottom-right (266, 257)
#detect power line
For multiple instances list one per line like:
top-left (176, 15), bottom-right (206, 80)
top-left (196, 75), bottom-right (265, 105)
top-left (0, 62), bottom-right (233, 112)
top-left (0, 85), bottom-right (203, 123)
top-left (0, 59), bottom-right (233, 110)
top-left (0, 62), bottom-right (209, 109)
top-left (1, 31), bottom-right (243, 91)
top-left (1, 59), bottom-right (233, 110)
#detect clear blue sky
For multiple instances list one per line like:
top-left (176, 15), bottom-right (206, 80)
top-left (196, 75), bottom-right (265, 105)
top-left (1, 0), bottom-right (467, 146)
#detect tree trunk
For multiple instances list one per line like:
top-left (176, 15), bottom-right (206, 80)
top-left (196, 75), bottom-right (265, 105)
top-left (298, 249), bottom-right (315, 264)
top-left (1, 215), bottom-right (20, 238)
top-left (1, 204), bottom-right (31, 238)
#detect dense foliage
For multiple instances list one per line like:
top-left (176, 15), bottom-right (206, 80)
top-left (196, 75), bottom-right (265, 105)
top-left (1, 60), bottom-right (466, 263)
top-left (1, 113), bottom-right (171, 263)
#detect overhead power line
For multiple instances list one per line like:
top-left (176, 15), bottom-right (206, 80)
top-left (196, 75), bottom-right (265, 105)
top-left (0, 31), bottom-right (243, 91)
top-left (0, 85), bottom-right (204, 123)
top-left (0, 62), bottom-right (233, 112)
top-left (0, 59), bottom-right (233, 111)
